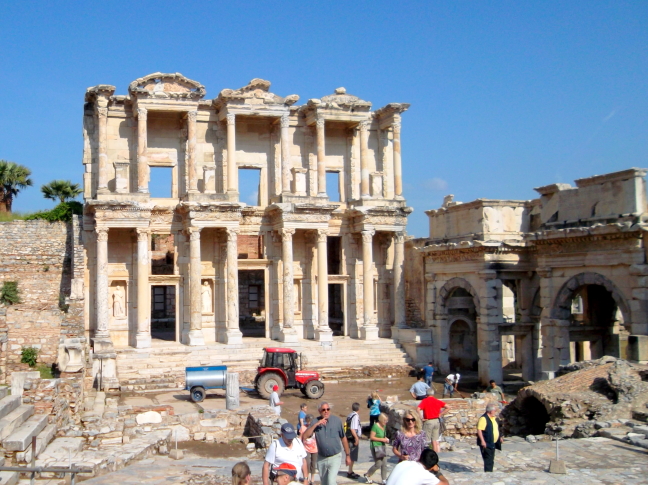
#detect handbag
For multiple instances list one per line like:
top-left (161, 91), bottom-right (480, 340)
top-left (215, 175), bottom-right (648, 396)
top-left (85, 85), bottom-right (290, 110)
top-left (373, 445), bottom-right (387, 459)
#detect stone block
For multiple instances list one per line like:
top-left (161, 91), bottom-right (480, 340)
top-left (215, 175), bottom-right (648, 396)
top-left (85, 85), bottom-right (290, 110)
top-left (200, 418), bottom-right (227, 428)
top-left (169, 449), bottom-right (184, 460)
top-left (0, 396), bottom-right (22, 421)
top-left (627, 335), bottom-right (648, 362)
top-left (194, 432), bottom-right (205, 441)
top-left (169, 425), bottom-right (190, 442)
top-left (136, 411), bottom-right (162, 425)
top-left (549, 459), bottom-right (567, 474)
top-left (0, 405), bottom-right (34, 440)
top-left (3, 414), bottom-right (48, 451)
top-left (16, 424), bottom-right (57, 463)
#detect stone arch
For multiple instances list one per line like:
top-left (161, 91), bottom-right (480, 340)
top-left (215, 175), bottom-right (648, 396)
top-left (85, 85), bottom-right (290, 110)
top-left (551, 272), bottom-right (630, 324)
top-left (438, 277), bottom-right (481, 315)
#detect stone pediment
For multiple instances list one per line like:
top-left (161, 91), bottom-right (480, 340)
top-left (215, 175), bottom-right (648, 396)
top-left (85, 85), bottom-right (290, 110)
top-left (215, 78), bottom-right (299, 108)
top-left (128, 72), bottom-right (206, 100)
top-left (308, 87), bottom-right (372, 111)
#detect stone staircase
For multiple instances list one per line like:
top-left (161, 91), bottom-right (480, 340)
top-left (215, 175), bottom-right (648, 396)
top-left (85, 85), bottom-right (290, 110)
top-left (0, 387), bottom-right (58, 485)
top-left (115, 337), bottom-right (414, 391)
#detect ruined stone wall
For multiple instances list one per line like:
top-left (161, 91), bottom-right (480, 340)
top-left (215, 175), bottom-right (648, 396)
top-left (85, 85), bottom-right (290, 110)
top-left (0, 219), bottom-right (85, 382)
top-left (21, 376), bottom-right (84, 429)
top-left (404, 238), bottom-right (425, 328)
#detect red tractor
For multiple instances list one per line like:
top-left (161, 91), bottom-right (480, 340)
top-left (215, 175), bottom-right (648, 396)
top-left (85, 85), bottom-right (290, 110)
top-left (255, 347), bottom-right (325, 399)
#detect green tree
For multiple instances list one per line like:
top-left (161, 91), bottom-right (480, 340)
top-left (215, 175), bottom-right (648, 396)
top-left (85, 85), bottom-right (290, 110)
top-left (0, 160), bottom-right (33, 213)
top-left (41, 180), bottom-right (82, 204)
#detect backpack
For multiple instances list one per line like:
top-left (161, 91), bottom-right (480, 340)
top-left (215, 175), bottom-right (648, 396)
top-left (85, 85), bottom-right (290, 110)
top-left (345, 413), bottom-right (357, 440)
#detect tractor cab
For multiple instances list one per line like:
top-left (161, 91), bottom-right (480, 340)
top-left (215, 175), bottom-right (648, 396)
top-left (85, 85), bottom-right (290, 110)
top-left (255, 347), bottom-right (324, 400)
top-left (259, 348), bottom-right (299, 387)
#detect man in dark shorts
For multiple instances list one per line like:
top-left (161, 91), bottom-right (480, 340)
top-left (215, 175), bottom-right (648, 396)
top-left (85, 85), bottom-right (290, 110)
top-left (345, 402), bottom-right (362, 479)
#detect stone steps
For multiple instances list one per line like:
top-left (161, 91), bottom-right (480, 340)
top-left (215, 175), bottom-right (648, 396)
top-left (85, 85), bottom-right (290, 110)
top-left (0, 405), bottom-right (34, 440)
top-left (0, 396), bottom-right (22, 421)
top-left (2, 414), bottom-right (49, 452)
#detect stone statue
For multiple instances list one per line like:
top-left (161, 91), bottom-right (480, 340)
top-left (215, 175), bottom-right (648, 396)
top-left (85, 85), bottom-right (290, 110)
top-left (202, 281), bottom-right (212, 313)
top-left (112, 284), bottom-right (125, 318)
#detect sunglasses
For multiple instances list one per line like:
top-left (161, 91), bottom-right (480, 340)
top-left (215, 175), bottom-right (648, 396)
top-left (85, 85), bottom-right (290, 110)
top-left (404, 417), bottom-right (416, 423)
top-left (321, 407), bottom-right (331, 411)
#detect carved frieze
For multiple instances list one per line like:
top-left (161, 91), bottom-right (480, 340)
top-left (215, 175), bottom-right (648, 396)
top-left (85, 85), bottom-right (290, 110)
top-left (128, 72), bottom-right (206, 100)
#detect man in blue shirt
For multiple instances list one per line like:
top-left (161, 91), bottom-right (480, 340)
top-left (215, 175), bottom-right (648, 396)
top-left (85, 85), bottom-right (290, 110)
top-left (422, 362), bottom-right (435, 386)
top-left (410, 375), bottom-right (430, 400)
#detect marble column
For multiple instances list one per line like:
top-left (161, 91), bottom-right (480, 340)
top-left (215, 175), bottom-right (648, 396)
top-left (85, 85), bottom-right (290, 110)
top-left (224, 228), bottom-right (243, 344)
top-left (95, 228), bottom-right (110, 339)
top-left (226, 113), bottom-right (238, 195)
top-left (315, 229), bottom-right (333, 342)
top-left (393, 232), bottom-right (406, 328)
top-left (393, 121), bottom-right (403, 198)
top-left (360, 229), bottom-right (378, 339)
top-left (136, 107), bottom-right (149, 193)
top-left (316, 118), bottom-right (326, 196)
top-left (360, 120), bottom-right (371, 198)
top-left (187, 110), bottom-right (198, 193)
top-left (280, 228), bottom-right (298, 342)
top-left (135, 229), bottom-right (151, 348)
top-left (280, 113), bottom-right (291, 194)
top-left (97, 108), bottom-right (109, 192)
top-left (187, 227), bottom-right (205, 346)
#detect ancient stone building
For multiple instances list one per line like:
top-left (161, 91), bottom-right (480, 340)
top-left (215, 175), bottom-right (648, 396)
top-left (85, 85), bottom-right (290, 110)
top-left (405, 168), bottom-right (648, 385)
top-left (81, 73), bottom-right (411, 384)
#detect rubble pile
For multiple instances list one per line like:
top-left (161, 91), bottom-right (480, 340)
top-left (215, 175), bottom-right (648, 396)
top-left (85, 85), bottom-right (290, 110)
top-left (501, 356), bottom-right (648, 440)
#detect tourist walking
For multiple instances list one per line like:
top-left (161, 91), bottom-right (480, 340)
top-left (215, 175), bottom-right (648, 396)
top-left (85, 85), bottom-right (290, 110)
top-left (298, 403), bottom-right (308, 429)
top-left (273, 463), bottom-right (301, 484)
top-left (363, 412), bottom-right (390, 484)
top-left (422, 362), bottom-right (435, 387)
top-left (302, 402), bottom-right (352, 485)
top-left (417, 388), bottom-right (447, 453)
top-left (231, 461), bottom-right (252, 485)
top-left (269, 385), bottom-right (284, 415)
top-left (386, 449), bottom-right (449, 485)
top-left (410, 375), bottom-right (430, 400)
top-left (392, 410), bottom-right (427, 462)
top-left (345, 403), bottom-right (362, 479)
top-left (443, 372), bottom-right (460, 398)
top-left (476, 403), bottom-right (503, 472)
top-left (485, 380), bottom-right (505, 402)
top-left (262, 423), bottom-right (308, 485)
top-left (299, 414), bottom-right (318, 485)
top-left (368, 391), bottom-right (382, 428)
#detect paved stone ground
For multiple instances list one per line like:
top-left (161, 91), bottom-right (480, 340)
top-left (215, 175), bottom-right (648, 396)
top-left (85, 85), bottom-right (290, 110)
top-left (29, 436), bottom-right (642, 485)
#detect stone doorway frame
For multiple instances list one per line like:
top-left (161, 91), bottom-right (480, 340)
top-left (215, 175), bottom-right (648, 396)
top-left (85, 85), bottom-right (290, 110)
top-left (149, 275), bottom-right (182, 344)
top-left (238, 259), bottom-right (271, 338)
top-left (327, 277), bottom-right (348, 337)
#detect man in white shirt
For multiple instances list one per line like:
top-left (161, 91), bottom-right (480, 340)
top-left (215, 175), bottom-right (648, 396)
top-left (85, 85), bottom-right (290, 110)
top-left (262, 423), bottom-right (308, 485)
top-left (269, 384), bottom-right (284, 415)
top-left (386, 449), bottom-right (449, 485)
top-left (443, 373), bottom-right (460, 398)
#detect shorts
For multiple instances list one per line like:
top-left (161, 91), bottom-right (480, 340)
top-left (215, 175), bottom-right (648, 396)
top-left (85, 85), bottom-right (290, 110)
top-left (306, 452), bottom-right (318, 475)
top-left (423, 418), bottom-right (441, 442)
top-left (348, 443), bottom-right (360, 462)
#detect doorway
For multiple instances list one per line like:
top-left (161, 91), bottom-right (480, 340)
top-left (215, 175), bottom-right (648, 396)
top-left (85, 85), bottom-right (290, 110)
top-left (151, 285), bottom-right (176, 341)
top-left (239, 270), bottom-right (265, 337)
top-left (328, 283), bottom-right (344, 336)
top-left (448, 319), bottom-right (478, 371)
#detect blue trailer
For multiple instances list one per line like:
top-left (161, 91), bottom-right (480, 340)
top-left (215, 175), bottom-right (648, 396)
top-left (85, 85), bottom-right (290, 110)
top-left (185, 365), bottom-right (227, 402)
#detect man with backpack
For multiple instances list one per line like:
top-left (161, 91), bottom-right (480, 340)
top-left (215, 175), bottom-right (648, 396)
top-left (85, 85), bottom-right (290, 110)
top-left (345, 402), bottom-right (362, 479)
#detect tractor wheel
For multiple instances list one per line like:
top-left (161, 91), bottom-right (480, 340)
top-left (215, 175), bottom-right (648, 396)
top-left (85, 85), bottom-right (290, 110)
top-left (304, 380), bottom-right (325, 399)
top-left (190, 386), bottom-right (206, 403)
top-left (257, 373), bottom-right (284, 400)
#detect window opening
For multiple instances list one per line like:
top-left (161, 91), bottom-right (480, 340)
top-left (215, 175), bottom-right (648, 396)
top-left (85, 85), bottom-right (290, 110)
top-left (327, 236), bottom-right (342, 275)
top-left (239, 168), bottom-right (261, 206)
top-left (149, 167), bottom-right (173, 198)
top-left (326, 171), bottom-right (341, 202)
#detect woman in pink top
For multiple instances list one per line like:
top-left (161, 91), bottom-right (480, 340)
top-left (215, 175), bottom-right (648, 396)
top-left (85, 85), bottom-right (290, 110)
top-left (300, 414), bottom-right (318, 485)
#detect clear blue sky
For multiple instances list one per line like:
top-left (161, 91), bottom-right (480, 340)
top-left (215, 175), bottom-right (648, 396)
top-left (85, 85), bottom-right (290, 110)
top-left (1, 1), bottom-right (646, 237)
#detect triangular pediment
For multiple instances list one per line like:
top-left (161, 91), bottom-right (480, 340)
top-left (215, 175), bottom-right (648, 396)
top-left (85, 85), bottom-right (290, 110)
top-left (128, 72), bottom-right (206, 100)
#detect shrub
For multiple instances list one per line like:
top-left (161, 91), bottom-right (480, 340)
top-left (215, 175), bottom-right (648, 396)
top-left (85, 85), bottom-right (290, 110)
top-left (21, 347), bottom-right (38, 367)
top-left (0, 281), bottom-right (21, 305)
top-left (24, 201), bottom-right (83, 222)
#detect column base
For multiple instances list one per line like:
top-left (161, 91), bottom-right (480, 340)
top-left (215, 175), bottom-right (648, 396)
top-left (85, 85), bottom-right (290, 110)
top-left (223, 329), bottom-right (243, 345)
top-left (314, 328), bottom-right (333, 342)
top-left (92, 336), bottom-right (114, 353)
top-left (135, 333), bottom-right (151, 349)
top-left (360, 326), bottom-right (379, 340)
top-left (186, 329), bottom-right (205, 346)
top-left (279, 328), bottom-right (299, 343)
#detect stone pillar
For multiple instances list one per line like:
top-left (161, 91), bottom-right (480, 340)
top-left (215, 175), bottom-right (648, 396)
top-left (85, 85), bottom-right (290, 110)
top-left (280, 228), bottom-right (298, 342)
top-left (393, 121), bottom-right (403, 198)
top-left (97, 108), bottom-right (109, 192)
top-left (226, 113), bottom-right (238, 195)
top-left (393, 232), bottom-right (406, 328)
top-left (360, 121), bottom-right (371, 198)
top-left (136, 108), bottom-right (148, 193)
top-left (135, 229), bottom-right (151, 348)
top-left (187, 110), bottom-right (198, 193)
top-left (316, 118), bottom-right (326, 196)
top-left (224, 228), bottom-right (243, 344)
top-left (477, 275), bottom-right (504, 385)
top-left (95, 228), bottom-right (110, 339)
top-left (360, 229), bottom-right (378, 340)
top-left (281, 114), bottom-right (291, 194)
top-left (315, 229), bottom-right (333, 342)
top-left (187, 227), bottom-right (205, 346)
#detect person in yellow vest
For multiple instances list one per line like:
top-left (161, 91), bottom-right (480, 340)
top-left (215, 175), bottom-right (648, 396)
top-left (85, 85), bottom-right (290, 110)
top-left (476, 403), bottom-right (503, 472)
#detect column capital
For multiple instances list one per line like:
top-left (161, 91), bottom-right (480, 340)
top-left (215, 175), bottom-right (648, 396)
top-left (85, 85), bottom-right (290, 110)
top-left (97, 107), bottom-right (108, 119)
top-left (316, 118), bottom-right (325, 130)
top-left (226, 113), bottom-right (236, 125)
top-left (280, 113), bottom-right (290, 129)
top-left (187, 110), bottom-right (198, 122)
top-left (188, 227), bottom-right (202, 240)
top-left (316, 228), bottom-right (329, 243)
top-left (136, 228), bottom-right (150, 242)
top-left (394, 231), bottom-right (406, 244)
top-left (279, 228), bottom-right (296, 241)
top-left (361, 229), bottom-right (375, 243)
top-left (359, 120), bottom-right (370, 132)
top-left (226, 227), bottom-right (240, 240)
top-left (136, 107), bottom-right (147, 119)
top-left (392, 120), bottom-right (401, 133)
top-left (96, 227), bottom-right (109, 242)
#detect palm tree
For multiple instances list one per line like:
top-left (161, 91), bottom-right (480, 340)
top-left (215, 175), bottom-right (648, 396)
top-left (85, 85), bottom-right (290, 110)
top-left (0, 160), bottom-right (33, 213)
top-left (41, 180), bottom-right (82, 204)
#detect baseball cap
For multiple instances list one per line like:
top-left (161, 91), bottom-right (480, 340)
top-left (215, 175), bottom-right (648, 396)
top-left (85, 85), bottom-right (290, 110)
top-left (275, 463), bottom-right (297, 477)
top-left (280, 423), bottom-right (297, 439)
top-left (273, 385), bottom-right (279, 391)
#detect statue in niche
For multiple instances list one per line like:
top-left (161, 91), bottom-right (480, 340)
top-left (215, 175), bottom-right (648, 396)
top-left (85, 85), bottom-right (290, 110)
top-left (112, 284), bottom-right (126, 318)
top-left (202, 281), bottom-right (213, 314)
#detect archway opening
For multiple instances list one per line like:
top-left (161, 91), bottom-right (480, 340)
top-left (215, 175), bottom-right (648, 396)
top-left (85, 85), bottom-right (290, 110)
top-left (448, 319), bottom-right (478, 371)
top-left (520, 396), bottom-right (549, 435)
